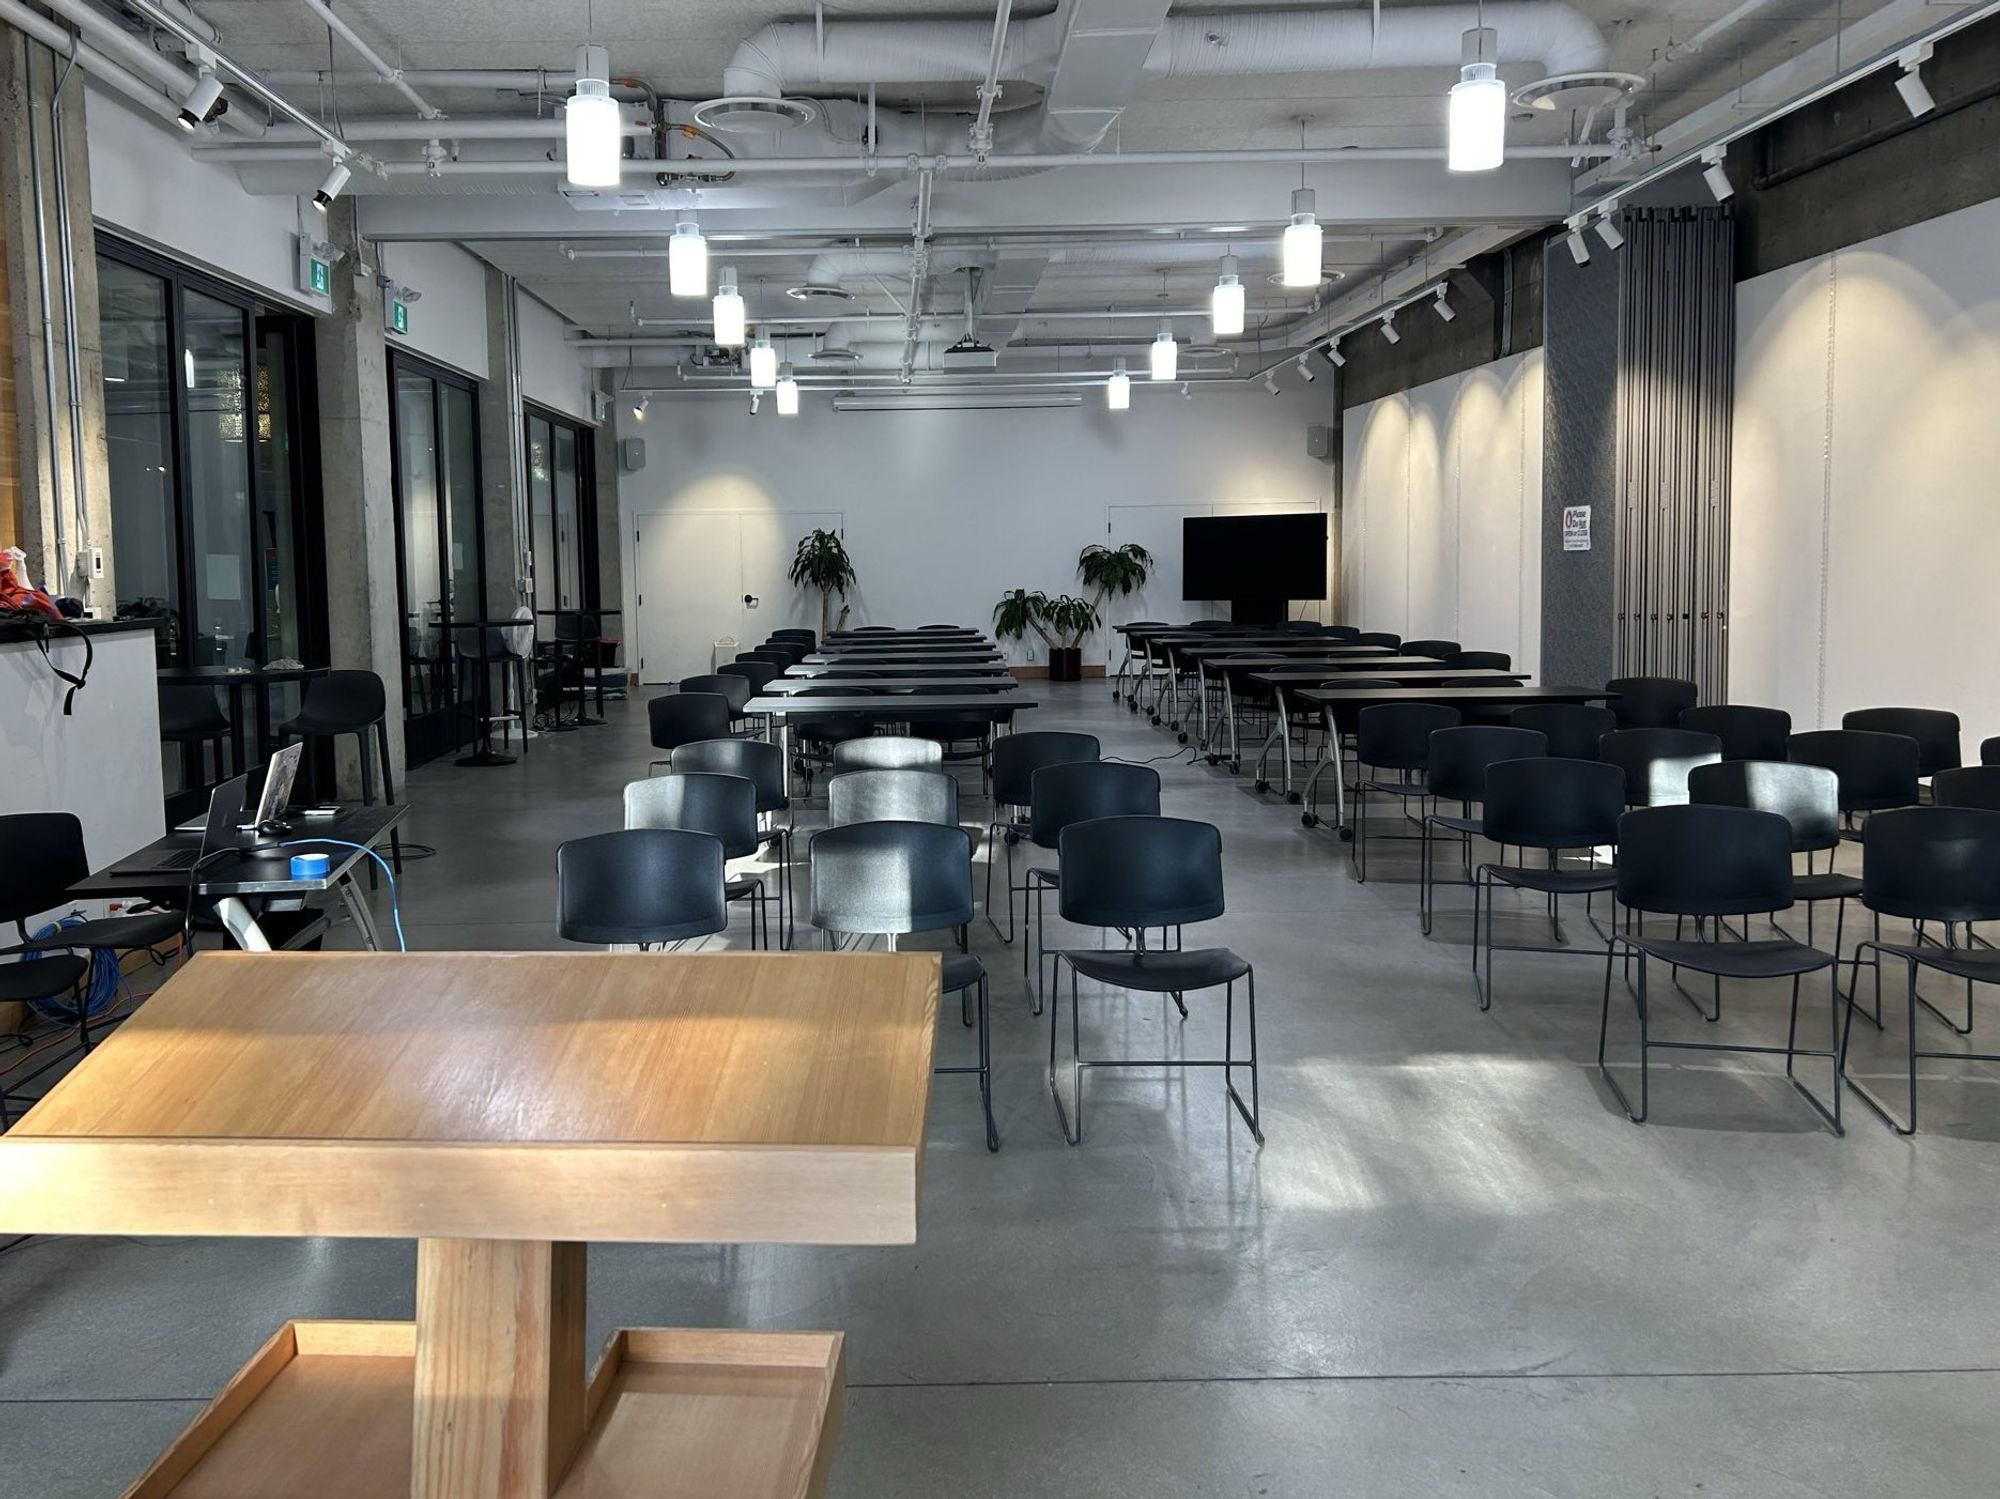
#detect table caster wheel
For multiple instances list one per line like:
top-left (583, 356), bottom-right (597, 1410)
top-left (1229, 761), bottom-right (1240, 775)
top-left (1206, 754), bottom-right (1221, 766)
top-left (1301, 813), bottom-right (1319, 828)
top-left (1254, 779), bottom-right (1269, 794)
top-left (1177, 732), bottom-right (1188, 745)
top-left (1286, 790), bottom-right (1303, 804)
top-left (1338, 827), bottom-right (1354, 842)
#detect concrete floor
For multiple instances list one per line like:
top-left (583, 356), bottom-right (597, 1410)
top-left (6, 681), bottom-right (2000, 1497)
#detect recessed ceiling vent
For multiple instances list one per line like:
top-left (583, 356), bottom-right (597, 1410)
top-left (786, 283), bottom-right (857, 303)
top-left (689, 96), bottom-right (818, 136)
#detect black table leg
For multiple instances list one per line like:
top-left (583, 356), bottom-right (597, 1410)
top-left (455, 627), bottom-right (516, 768)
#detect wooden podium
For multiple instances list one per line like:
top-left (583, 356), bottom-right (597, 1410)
top-left (0, 951), bottom-right (940, 1498)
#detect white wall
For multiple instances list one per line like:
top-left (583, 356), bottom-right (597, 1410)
top-left (1340, 350), bottom-right (1545, 674)
top-left (86, 84), bottom-right (326, 313)
top-left (379, 241), bottom-right (489, 379)
top-left (1731, 195), bottom-right (2000, 755)
top-left (517, 290), bottom-right (593, 423)
top-left (618, 384), bottom-right (1336, 668)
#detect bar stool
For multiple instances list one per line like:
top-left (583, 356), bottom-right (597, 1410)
top-left (159, 684), bottom-right (235, 786)
top-left (276, 669), bottom-right (403, 872)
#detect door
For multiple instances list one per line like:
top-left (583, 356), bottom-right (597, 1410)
top-left (633, 510), bottom-right (844, 684)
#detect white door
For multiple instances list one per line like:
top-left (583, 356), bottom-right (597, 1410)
top-left (633, 510), bottom-right (847, 684)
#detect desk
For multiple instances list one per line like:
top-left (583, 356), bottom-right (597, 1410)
top-left (0, 950), bottom-right (938, 1499)
top-left (786, 659), bottom-right (1013, 678)
top-left (1292, 684), bottom-right (1617, 838)
top-left (1236, 668), bottom-right (1528, 791)
top-left (762, 675), bottom-right (1020, 694)
top-left (157, 663), bottom-right (329, 777)
top-left (802, 651), bottom-right (1005, 666)
top-left (69, 804), bottom-right (407, 953)
top-left (746, 691), bottom-right (1038, 798)
top-left (824, 629), bottom-right (983, 643)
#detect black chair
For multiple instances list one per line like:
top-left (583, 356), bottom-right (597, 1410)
top-left (740, 649), bottom-right (793, 669)
top-left (1322, 625), bottom-right (1361, 641)
top-left (769, 629), bottom-right (817, 647)
top-left (1452, 651), bottom-right (1511, 671)
top-left (1688, 761), bottom-right (1857, 964)
top-left (1787, 729), bottom-right (1920, 825)
top-left (718, 658), bottom-right (781, 714)
top-left (1047, 816), bottom-right (1261, 1145)
top-left (1983, 737), bottom-right (2000, 767)
top-left (827, 768), bottom-right (958, 828)
top-left (1471, 759), bottom-right (1626, 1011)
top-left (1598, 805), bottom-right (1842, 1132)
top-left (901, 684), bottom-right (1006, 776)
top-left (849, 625), bottom-right (898, 634)
top-left (681, 672), bottom-right (754, 732)
top-left (918, 624), bottom-right (963, 632)
top-left (1932, 767), bottom-right (2000, 812)
top-left (984, 731), bottom-right (1100, 942)
top-left (1025, 761), bottom-right (1163, 1010)
top-left (159, 685), bottom-right (234, 786)
top-left (1842, 707), bottom-right (1960, 783)
top-left (1402, 638), bottom-right (1461, 661)
top-left (810, 821), bottom-right (996, 1151)
top-left (1276, 619), bottom-right (1322, 634)
top-left (556, 828), bottom-right (726, 948)
top-left (1351, 703), bottom-right (1462, 882)
top-left (1509, 703), bottom-right (1617, 761)
top-left (624, 773), bottom-right (772, 949)
top-left (670, 737), bottom-right (794, 946)
top-left (1418, 726), bottom-right (1548, 935)
top-left (832, 735), bottom-right (942, 772)
top-left (277, 669), bottom-right (403, 872)
top-left (1354, 631), bottom-right (1401, 648)
top-left (761, 640), bottom-right (810, 664)
top-left (646, 691), bottom-right (732, 772)
top-left (1680, 704), bottom-right (1792, 763)
top-left (791, 686), bottom-right (878, 793)
top-left (1846, 807), bottom-right (2000, 1134)
top-left (1598, 728), bottom-right (1722, 807)
top-left (1605, 676), bottom-right (1698, 729)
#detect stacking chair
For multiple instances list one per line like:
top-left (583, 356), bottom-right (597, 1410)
top-left (1025, 761), bottom-right (1163, 1011)
top-left (1418, 726), bottom-right (1547, 935)
top-left (1932, 767), bottom-right (2000, 812)
top-left (761, 639), bottom-right (810, 664)
top-left (680, 673), bottom-right (755, 733)
top-left (1605, 676), bottom-right (1698, 729)
top-left (1322, 625), bottom-right (1361, 641)
top-left (1983, 737), bottom-right (2000, 767)
top-left (159, 685), bottom-right (234, 787)
top-left (918, 624), bottom-right (963, 632)
top-left (1842, 707), bottom-right (1961, 781)
top-left (669, 737), bottom-right (794, 947)
top-left (769, 629), bottom-right (817, 648)
top-left (1598, 727), bottom-right (1722, 807)
top-left (1510, 703), bottom-right (1616, 761)
top-left (1680, 704), bottom-right (1792, 763)
top-left (1276, 619), bottom-right (1322, 634)
top-left (1598, 805), bottom-right (1843, 1132)
top-left (1453, 651), bottom-right (1512, 671)
top-left (1846, 807), bottom-right (2000, 1134)
top-left (719, 658), bottom-right (781, 719)
top-left (849, 625), bottom-right (898, 634)
top-left (792, 686), bottom-right (877, 793)
top-left (277, 668), bottom-right (404, 871)
top-left (1689, 761), bottom-right (1857, 962)
top-left (827, 768), bottom-right (958, 828)
top-left (832, 735), bottom-right (943, 772)
top-left (646, 691), bottom-right (732, 772)
top-left (810, 821), bottom-right (997, 1150)
top-left (557, 828), bottom-right (725, 948)
top-left (623, 773), bottom-right (773, 948)
top-left (1354, 631), bottom-right (1401, 648)
top-left (740, 649), bottom-right (793, 669)
top-left (1470, 759), bottom-right (1625, 1010)
top-left (984, 731), bottom-right (1100, 941)
top-left (1046, 817), bottom-right (1261, 1145)
top-left (1402, 639), bottom-right (1461, 661)
top-left (1787, 730), bottom-right (1920, 828)
top-left (1351, 703), bottom-right (1461, 882)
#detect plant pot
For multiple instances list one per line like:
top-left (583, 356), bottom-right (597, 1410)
top-left (1048, 646), bottom-right (1083, 682)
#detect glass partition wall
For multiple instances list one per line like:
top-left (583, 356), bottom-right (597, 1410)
top-left (526, 405), bottom-right (596, 617)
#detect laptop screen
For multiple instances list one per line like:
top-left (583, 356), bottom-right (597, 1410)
top-left (250, 743), bottom-right (303, 830)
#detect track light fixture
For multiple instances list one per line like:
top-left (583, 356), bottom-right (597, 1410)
top-left (1594, 205), bottom-right (1626, 251)
top-left (311, 158), bottom-right (352, 211)
top-left (1107, 360), bottom-right (1131, 410)
top-left (1263, 370), bottom-right (1281, 395)
top-left (748, 391), bottom-right (762, 415)
top-left (1565, 221), bottom-right (1591, 266)
top-left (712, 267), bottom-right (746, 346)
top-left (1894, 45), bottom-right (1935, 117)
top-left (1294, 352), bottom-right (1316, 383)
top-left (1211, 254), bottom-right (1246, 337)
top-left (1700, 146), bottom-right (1734, 203)
top-left (1448, 26), bottom-right (1505, 172)
top-left (1380, 316), bottom-right (1400, 345)
top-left (1432, 287), bottom-right (1456, 322)
top-left (629, 391), bottom-right (649, 422)
top-left (176, 69), bottom-right (226, 131)
top-left (565, 45), bottom-right (622, 187)
top-left (1325, 339), bottom-right (1346, 368)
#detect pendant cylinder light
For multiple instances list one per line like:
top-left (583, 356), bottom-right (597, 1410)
top-left (565, 45), bottom-right (621, 188)
top-left (748, 333), bottom-right (777, 389)
top-left (1280, 188), bottom-right (1322, 288)
top-left (1448, 29), bottom-right (1506, 173)
top-left (668, 218), bottom-right (708, 297)
top-left (1211, 255), bottom-right (1245, 337)
top-left (775, 363), bottom-right (799, 415)
top-left (1107, 361), bottom-right (1131, 410)
top-left (712, 267), bottom-right (746, 345)
top-left (1150, 321), bottom-right (1178, 381)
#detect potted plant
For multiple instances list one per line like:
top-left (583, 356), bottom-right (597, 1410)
top-left (1076, 542), bottom-right (1153, 607)
top-left (787, 528), bottom-right (857, 639)
top-left (991, 589), bottom-right (1101, 681)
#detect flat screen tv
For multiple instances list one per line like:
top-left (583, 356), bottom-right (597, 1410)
top-left (1181, 513), bottom-right (1328, 604)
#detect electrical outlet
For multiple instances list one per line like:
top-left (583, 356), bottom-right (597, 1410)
top-left (1024, 644), bottom-right (1038, 662)
top-left (89, 546), bottom-right (104, 580)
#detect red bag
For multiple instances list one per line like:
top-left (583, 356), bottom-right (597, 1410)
top-left (0, 548), bottom-right (61, 619)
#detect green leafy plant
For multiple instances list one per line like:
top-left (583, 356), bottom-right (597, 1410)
top-left (787, 528), bottom-right (858, 638)
top-left (1076, 542), bottom-right (1152, 604)
top-left (990, 589), bottom-right (1101, 650)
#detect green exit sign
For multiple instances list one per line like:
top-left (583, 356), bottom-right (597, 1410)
top-left (308, 258), bottom-right (329, 295)
top-left (295, 236), bottom-right (334, 299)
top-left (390, 300), bottom-right (409, 335)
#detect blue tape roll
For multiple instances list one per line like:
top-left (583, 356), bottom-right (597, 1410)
top-left (289, 851), bottom-right (332, 880)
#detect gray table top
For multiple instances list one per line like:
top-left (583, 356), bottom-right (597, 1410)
top-left (803, 650), bottom-right (1005, 664)
top-left (71, 804), bottom-right (406, 898)
top-left (824, 630), bottom-right (986, 642)
top-left (1251, 669), bottom-right (1530, 688)
top-left (1295, 684), bottom-right (1614, 707)
top-left (762, 675), bottom-right (1022, 693)
top-left (787, 659), bottom-right (1013, 676)
top-left (746, 692), bottom-right (1037, 715)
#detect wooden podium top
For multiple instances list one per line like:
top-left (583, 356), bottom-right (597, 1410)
top-left (0, 951), bottom-right (939, 1246)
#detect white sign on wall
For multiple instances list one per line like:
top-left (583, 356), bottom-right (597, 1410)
top-left (1562, 505), bottom-right (1592, 552)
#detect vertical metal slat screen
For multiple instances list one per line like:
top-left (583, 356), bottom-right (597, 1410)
top-left (1612, 207), bottom-right (1735, 700)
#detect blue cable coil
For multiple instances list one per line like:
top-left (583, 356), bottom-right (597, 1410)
top-left (21, 916), bottom-right (126, 1022)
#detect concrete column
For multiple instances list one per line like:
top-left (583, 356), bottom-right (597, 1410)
top-left (0, 33), bottom-right (113, 610)
top-left (590, 371), bottom-right (623, 652)
top-left (477, 266), bottom-right (527, 619)
top-left (314, 199), bottom-right (405, 795)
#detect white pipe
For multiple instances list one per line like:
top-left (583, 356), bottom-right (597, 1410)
top-left (296, 0), bottom-right (442, 119)
top-left (262, 67), bottom-right (575, 89)
top-left (123, 0), bottom-right (355, 158)
top-left (1664, 0), bottom-right (1780, 61)
top-left (0, 0), bottom-right (189, 129)
top-left (968, 0), bottom-right (1013, 155)
top-left (37, 0), bottom-right (265, 134)
top-left (245, 115), bottom-right (649, 142)
top-left (25, 59), bottom-right (71, 585)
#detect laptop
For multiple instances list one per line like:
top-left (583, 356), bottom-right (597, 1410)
top-left (109, 775), bottom-right (249, 877)
top-left (171, 743), bottom-right (305, 835)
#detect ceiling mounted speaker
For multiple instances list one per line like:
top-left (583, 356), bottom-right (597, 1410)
top-left (785, 284), bottom-right (856, 303)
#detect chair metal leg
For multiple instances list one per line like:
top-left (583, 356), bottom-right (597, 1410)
top-left (1048, 957), bottom-right (1083, 1146)
top-left (978, 975), bottom-right (998, 1151)
top-left (1599, 940), bottom-right (1650, 1123)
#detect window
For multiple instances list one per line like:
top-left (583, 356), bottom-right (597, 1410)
top-left (526, 405), bottom-right (596, 615)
